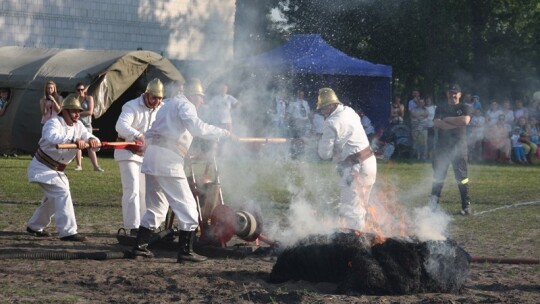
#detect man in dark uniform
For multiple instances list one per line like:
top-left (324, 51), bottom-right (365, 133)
top-left (429, 84), bottom-right (472, 215)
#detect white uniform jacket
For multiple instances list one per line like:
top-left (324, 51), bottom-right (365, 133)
top-left (208, 94), bottom-right (238, 124)
top-left (287, 98), bottom-right (310, 121)
top-left (114, 95), bottom-right (163, 163)
top-left (28, 116), bottom-right (99, 184)
top-left (142, 93), bottom-right (230, 178)
top-left (318, 104), bottom-right (370, 162)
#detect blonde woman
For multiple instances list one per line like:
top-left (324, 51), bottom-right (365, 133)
top-left (40, 81), bottom-right (63, 124)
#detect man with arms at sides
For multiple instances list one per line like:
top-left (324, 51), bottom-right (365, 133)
top-left (114, 78), bottom-right (166, 236)
top-left (207, 83), bottom-right (239, 132)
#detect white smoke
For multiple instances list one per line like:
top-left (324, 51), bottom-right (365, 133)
top-left (270, 198), bottom-right (338, 248)
top-left (249, 161), bottom-right (454, 248)
top-left (412, 205), bottom-right (452, 242)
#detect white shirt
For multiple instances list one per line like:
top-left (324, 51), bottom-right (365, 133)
top-left (425, 105), bottom-right (437, 128)
top-left (208, 94), bottom-right (238, 124)
top-left (114, 95), bottom-right (163, 162)
top-left (287, 98), bottom-right (310, 120)
top-left (142, 93), bottom-right (230, 178)
top-left (275, 98), bottom-right (287, 124)
top-left (486, 109), bottom-right (503, 126)
top-left (28, 116), bottom-right (98, 183)
top-left (361, 115), bottom-right (375, 135)
top-left (312, 112), bottom-right (325, 135)
top-left (318, 104), bottom-right (370, 162)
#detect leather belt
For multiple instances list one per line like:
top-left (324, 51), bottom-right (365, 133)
top-left (35, 148), bottom-right (67, 172)
top-left (341, 146), bottom-right (374, 167)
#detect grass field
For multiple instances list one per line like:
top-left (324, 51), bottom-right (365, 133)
top-left (0, 153), bottom-right (538, 259)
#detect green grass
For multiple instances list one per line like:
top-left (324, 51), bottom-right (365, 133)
top-left (0, 153), bottom-right (538, 259)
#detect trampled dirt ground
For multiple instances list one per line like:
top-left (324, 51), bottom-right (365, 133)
top-left (0, 228), bottom-right (539, 304)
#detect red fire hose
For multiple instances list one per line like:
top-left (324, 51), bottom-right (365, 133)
top-left (56, 141), bottom-right (141, 150)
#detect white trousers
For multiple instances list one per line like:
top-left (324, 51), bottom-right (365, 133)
top-left (141, 174), bottom-right (199, 231)
top-left (27, 180), bottom-right (78, 238)
top-left (339, 156), bottom-right (377, 231)
top-left (118, 160), bottom-right (146, 230)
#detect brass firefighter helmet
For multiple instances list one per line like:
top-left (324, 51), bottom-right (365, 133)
top-left (145, 78), bottom-right (164, 98)
top-left (62, 94), bottom-right (83, 111)
top-left (186, 78), bottom-right (205, 96)
top-left (316, 87), bottom-right (341, 110)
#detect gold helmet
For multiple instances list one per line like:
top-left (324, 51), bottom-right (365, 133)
top-left (316, 88), bottom-right (341, 110)
top-left (62, 94), bottom-right (83, 111)
top-left (145, 78), bottom-right (164, 98)
top-left (186, 78), bottom-right (205, 96)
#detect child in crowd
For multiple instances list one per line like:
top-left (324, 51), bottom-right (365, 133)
top-left (510, 127), bottom-right (527, 164)
top-left (529, 117), bottom-right (539, 144)
top-left (0, 88), bottom-right (10, 117)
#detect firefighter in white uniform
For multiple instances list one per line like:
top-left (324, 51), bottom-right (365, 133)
top-left (26, 94), bottom-right (101, 242)
top-left (114, 78), bottom-right (166, 236)
top-left (317, 88), bottom-right (377, 231)
top-left (132, 79), bottom-right (234, 262)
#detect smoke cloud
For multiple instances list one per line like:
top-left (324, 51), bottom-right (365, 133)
top-left (181, 2), bottom-right (459, 250)
top-left (412, 206), bottom-right (452, 242)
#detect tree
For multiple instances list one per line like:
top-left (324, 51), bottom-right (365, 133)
top-left (235, 0), bottom-right (540, 103)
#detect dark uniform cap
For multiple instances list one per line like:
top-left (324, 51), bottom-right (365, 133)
top-left (448, 84), bottom-right (461, 93)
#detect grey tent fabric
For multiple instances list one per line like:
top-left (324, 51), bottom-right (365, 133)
top-left (0, 47), bottom-right (183, 153)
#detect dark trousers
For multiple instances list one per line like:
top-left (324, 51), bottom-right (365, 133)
top-left (431, 145), bottom-right (470, 207)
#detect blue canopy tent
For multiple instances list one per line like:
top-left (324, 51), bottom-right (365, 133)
top-left (241, 34), bottom-right (392, 131)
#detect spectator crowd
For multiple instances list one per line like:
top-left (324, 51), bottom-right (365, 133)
top-left (262, 86), bottom-right (540, 164)
top-left (392, 89), bottom-right (540, 164)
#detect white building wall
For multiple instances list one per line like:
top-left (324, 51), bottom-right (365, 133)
top-left (0, 0), bottom-right (236, 61)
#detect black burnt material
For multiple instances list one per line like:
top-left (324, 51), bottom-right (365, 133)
top-left (268, 232), bottom-right (470, 295)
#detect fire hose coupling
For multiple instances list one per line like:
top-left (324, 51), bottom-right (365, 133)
top-left (235, 211), bottom-right (258, 240)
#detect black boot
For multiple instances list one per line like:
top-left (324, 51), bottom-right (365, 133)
top-left (131, 226), bottom-right (154, 258)
top-left (458, 183), bottom-right (471, 215)
top-left (177, 230), bottom-right (207, 263)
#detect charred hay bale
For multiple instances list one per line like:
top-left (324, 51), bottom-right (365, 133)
top-left (267, 232), bottom-right (371, 284)
top-left (370, 238), bottom-right (424, 294)
top-left (268, 233), bottom-right (471, 295)
top-left (417, 240), bottom-right (471, 293)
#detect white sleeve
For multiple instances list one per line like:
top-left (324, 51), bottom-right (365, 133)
top-left (179, 103), bottom-right (230, 140)
top-left (115, 104), bottom-right (140, 140)
top-left (318, 123), bottom-right (337, 160)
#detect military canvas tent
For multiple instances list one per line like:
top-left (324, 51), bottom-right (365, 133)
top-left (0, 47), bottom-right (183, 153)
top-left (241, 34), bottom-right (392, 131)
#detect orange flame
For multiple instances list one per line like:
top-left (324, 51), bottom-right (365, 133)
top-left (348, 167), bottom-right (413, 245)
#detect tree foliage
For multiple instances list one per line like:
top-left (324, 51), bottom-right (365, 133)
top-left (236, 0), bottom-right (540, 104)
